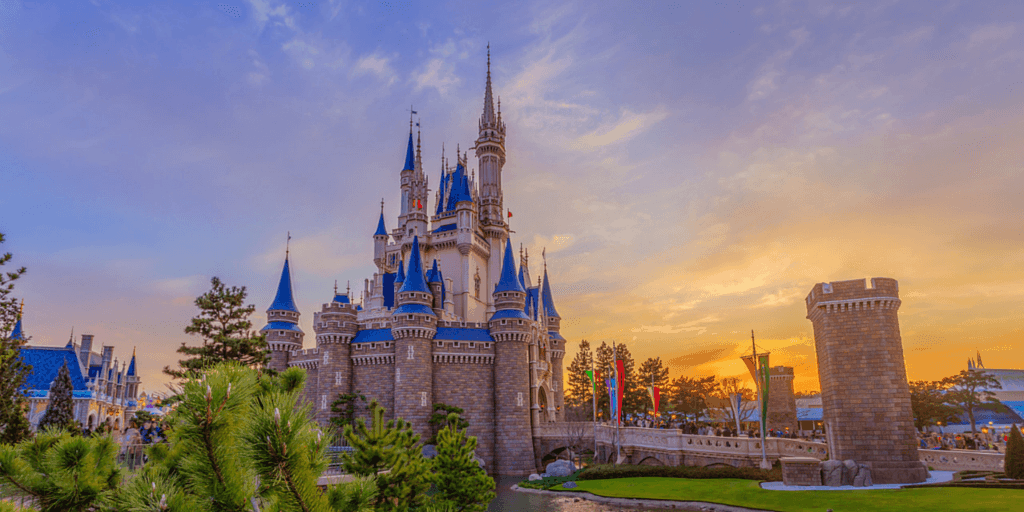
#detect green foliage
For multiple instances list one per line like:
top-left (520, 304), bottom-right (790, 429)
top-left (667, 375), bottom-right (718, 422)
top-left (516, 469), bottom-right (584, 490)
top-left (325, 476), bottom-right (377, 512)
top-left (909, 380), bottom-right (961, 431)
top-left (329, 392), bottom-right (366, 438)
top-left (341, 400), bottom-right (433, 511)
top-left (0, 429), bottom-right (122, 512)
top-left (133, 410), bottom-right (157, 426)
top-left (427, 404), bottom-right (467, 445)
top-left (636, 357), bottom-right (669, 411)
top-left (0, 232), bottom-right (32, 445)
top-left (431, 413), bottom-right (494, 512)
top-left (165, 277), bottom-right (269, 379)
top-left (942, 370), bottom-right (1008, 434)
top-left (37, 362), bottom-right (79, 434)
top-left (576, 463), bottom-right (782, 482)
top-left (1006, 425), bottom-right (1024, 480)
top-left (565, 340), bottom-right (593, 410)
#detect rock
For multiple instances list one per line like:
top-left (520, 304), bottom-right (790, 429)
top-left (540, 473), bottom-right (549, 478)
top-left (528, 473), bottom-right (542, 481)
top-left (421, 444), bottom-right (437, 459)
top-left (473, 454), bottom-right (485, 469)
top-left (853, 464), bottom-right (872, 487)
top-left (562, 481), bottom-right (578, 489)
top-left (821, 460), bottom-right (844, 487)
top-left (842, 460), bottom-right (858, 486)
top-left (546, 459), bottom-right (576, 478)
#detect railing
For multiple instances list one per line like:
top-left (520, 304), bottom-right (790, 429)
top-left (918, 449), bottom-right (1005, 472)
top-left (594, 426), bottom-right (828, 462)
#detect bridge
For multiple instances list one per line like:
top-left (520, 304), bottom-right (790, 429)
top-left (532, 422), bottom-right (1005, 473)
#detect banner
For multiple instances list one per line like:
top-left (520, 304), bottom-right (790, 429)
top-left (615, 359), bottom-right (625, 424)
top-left (586, 370), bottom-right (595, 394)
top-left (758, 354), bottom-right (770, 430)
top-left (606, 377), bottom-right (617, 420)
top-left (647, 386), bottom-right (661, 418)
top-left (741, 355), bottom-right (758, 382)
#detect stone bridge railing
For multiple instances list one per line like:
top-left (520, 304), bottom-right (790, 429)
top-left (919, 449), bottom-right (1005, 472)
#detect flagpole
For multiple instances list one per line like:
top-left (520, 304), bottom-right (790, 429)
top-left (753, 330), bottom-right (770, 470)
top-left (591, 356), bottom-right (597, 466)
top-left (612, 341), bottom-right (620, 464)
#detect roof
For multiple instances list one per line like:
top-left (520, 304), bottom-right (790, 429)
top-left (494, 238), bottom-right (526, 294)
top-left (10, 317), bottom-right (24, 341)
top-left (797, 408), bottom-right (823, 421)
top-left (393, 303), bottom-right (435, 316)
top-left (352, 328), bottom-right (395, 343)
top-left (541, 268), bottom-right (560, 318)
top-left (525, 287), bottom-right (539, 320)
top-left (974, 369), bottom-right (1024, 392)
top-left (444, 162), bottom-right (473, 211)
top-left (127, 353), bottom-right (136, 377)
top-left (1003, 401), bottom-right (1024, 421)
top-left (395, 260), bottom-right (405, 284)
top-left (333, 293), bottom-right (351, 304)
top-left (260, 321), bottom-right (305, 333)
top-left (397, 236), bottom-right (430, 294)
top-left (403, 132), bottom-right (415, 171)
top-left (946, 404), bottom-right (1024, 426)
top-left (548, 331), bottom-right (566, 341)
top-left (490, 308), bottom-right (530, 321)
top-left (19, 346), bottom-right (88, 392)
top-left (435, 327), bottom-right (493, 342)
top-left (382, 272), bottom-right (396, 309)
top-left (433, 223), bottom-right (456, 234)
top-left (88, 365), bottom-right (102, 379)
top-left (427, 259), bottom-right (442, 284)
top-left (375, 211), bottom-right (388, 237)
top-left (435, 169), bottom-right (448, 215)
top-left (268, 257), bottom-right (299, 313)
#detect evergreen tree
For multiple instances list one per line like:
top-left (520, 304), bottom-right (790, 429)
top-left (593, 342), bottom-right (614, 420)
top-left (667, 375), bottom-right (718, 422)
top-left (342, 400), bottom-right (433, 511)
top-left (1006, 425), bottom-right (1024, 480)
top-left (615, 344), bottom-right (641, 415)
top-left (0, 232), bottom-right (31, 444)
top-left (165, 277), bottom-right (269, 378)
top-left (432, 412), bottom-right (495, 512)
top-left (37, 361), bottom-right (78, 433)
top-left (565, 340), bottom-right (593, 410)
top-left (909, 380), bottom-right (961, 431)
top-left (427, 403), bottom-right (468, 445)
top-left (942, 370), bottom-right (1007, 434)
top-left (329, 392), bottom-right (367, 438)
top-left (636, 357), bottom-right (670, 412)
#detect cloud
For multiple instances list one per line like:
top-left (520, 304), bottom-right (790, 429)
top-left (412, 58), bottom-right (460, 95)
top-left (967, 23), bottom-right (1016, 50)
top-left (571, 108), bottom-right (668, 150)
top-left (631, 316), bottom-right (721, 335)
top-left (353, 53), bottom-right (396, 85)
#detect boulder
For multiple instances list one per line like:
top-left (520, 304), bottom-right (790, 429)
top-left (421, 445), bottom-right (438, 459)
top-left (853, 464), bottom-right (872, 487)
top-left (473, 454), bottom-right (485, 469)
top-left (562, 481), bottom-right (578, 489)
top-left (842, 460), bottom-right (858, 486)
top-left (546, 459), bottom-right (576, 478)
top-left (820, 460), bottom-right (844, 487)
top-left (528, 473), bottom-right (542, 481)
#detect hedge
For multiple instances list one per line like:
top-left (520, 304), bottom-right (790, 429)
top-left (576, 463), bottom-right (783, 482)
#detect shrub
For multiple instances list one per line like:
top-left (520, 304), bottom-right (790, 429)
top-left (577, 463), bottom-right (782, 482)
top-left (517, 469), bottom-right (584, 490)
top-left (1006, 424), bottom-right (1024, 480)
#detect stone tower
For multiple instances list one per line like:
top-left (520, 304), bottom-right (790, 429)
top-left (312, 288), bottom-right (359, 424)
top-left (475, 46), bottom-right (506, 228)
top-left (391, 235), bottom-right (437, 442)
top-left (489, 238), bottom-right (536, 476)
top-left (541, 265), bottom-right (565, 421)
top-left (766, 366), bottom-right (797, 434)
top-left (805, 278), bottom-right (927, 484)
top-left (263, 255), bottom-right (304, 373)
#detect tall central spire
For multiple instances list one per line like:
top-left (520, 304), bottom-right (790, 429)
top-left (481, 43), bottom-right (496, 126)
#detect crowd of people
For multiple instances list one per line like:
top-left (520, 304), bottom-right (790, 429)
top-left (919, 431), bottom-right (1007, 452)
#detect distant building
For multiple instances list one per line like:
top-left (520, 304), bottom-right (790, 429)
top-left (939, 356), bottom-right (1024, 433)
top-left (12, 312), bottom-right (142, 431)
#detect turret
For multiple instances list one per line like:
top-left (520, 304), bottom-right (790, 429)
top-left (427, 259), bottom-right (444, 312)
top-left (541, 263), bottom-right (565, 420)
top-left (475, 45), bottom-right (507, 229)
top-left (261, 252), bottom-right (305, 372)
top-left (9, 300), bottom-right (25, 341)
top-left (391, 236), bottom-right (437, 441)
top-left (313, 284), bottom-right (359, 423)
top-left (374, 201), bottom-right (389, 272)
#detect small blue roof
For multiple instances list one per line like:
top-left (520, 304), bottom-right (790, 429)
top-left (427, 259), bottom-right (441, 284)
top-left (127, 353), bottom-right (136, 376)
top-left (333, 293), bottom-right (351, 304)
top-left (393, 303), bottom-right (435, 316)
top-left (797, 408), bottom-right (823, 421)
top-left (19, 346), bottom-right (88, 392)
top-left (375, 211), bottom-right (388, 237)
top-left (548, 331), bottom-right (566, 341)
top-left (445, 162), bottom-right (473, 211)
top-left (260, 321), bottom-right (305, 334)
top-left (352, 328), bottom-right (395, 343)
top-left (490, 308), bottom-right (530, 321)
top-left (494, 238), bottom-right (525, 294)
top-left (541, 268), bottom-right (560, 318)
top-left (88, 365), bottom-right (102, 379)
top-left (382, 272), bottom-right (396, 309)
top-left (436, 169), bottom-right (448, 215)
top-left (403, 132), bottom-right (415, 171)
top-left (395, 260), bottom-right (405, 284)
top-left (398, 236), bottom-right (430, 294)
top-left (525, 287), bottom-right (540, 320)
top-left (268, 257), bottom-right (299, 313)
top-left (10, 317), bottom-right (25, 341)
top-left (435, 327), bottom-right (493, 342)
top-left (432, 223), bottom-right (456, 234)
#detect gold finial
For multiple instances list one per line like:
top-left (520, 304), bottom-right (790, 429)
top-left (18, 299), bottom-right (23, 317)
top-left (381, 198), bottom-right (385, 214)
top-left (286, 232), bottom-right (292, 258)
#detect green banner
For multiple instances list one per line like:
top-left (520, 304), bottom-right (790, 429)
top-left (759, 355), bottom-right (770, 428)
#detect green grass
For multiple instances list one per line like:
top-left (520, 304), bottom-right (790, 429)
top-left (553, 477), bottom-right (1022, 512)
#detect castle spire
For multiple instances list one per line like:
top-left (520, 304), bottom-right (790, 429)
top-left (268, 252), bottom-right (299, 313)
top-left (481, 44), bottom-right (496, 126)
top-left (541, 260), bottom-right (560, 319)
top-left (403, 131), bottom-right (415, 172)
top-left (398, 236), bottom-right (430, 294)
top-left (416, 127), bottom-right (423, 177)
top-left (375, 199), bottom-right (388, 236)
top-left (495, 238), bottom-right (525, 294)
top-left (127, 347), bottom-right (137, 377)
top-left (10, 299), bottom-right (25, 341)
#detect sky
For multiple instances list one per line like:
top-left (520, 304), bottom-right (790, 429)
top-left (2, 0), bottom-right (1023, 395)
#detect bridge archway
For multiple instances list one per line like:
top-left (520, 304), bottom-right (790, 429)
top-left (537, 386), bottom-right (550, 423)
top-left (637, 456), bottom-right (665, 466)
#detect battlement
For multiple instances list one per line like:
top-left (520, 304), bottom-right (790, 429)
top-left (290, 347), bottom-right (320, 358)
top-left (805, 277), bottom-right (899, 312)
top-left (770, 366), bottom-right (795, 379)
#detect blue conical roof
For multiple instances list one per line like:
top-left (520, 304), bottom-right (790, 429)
top-left (436, 169), bottom-right (447, 215)
top-left (542, 267), bottom-right (560, 318)
top-left (495, 238), bottom-right (525, 294)
top-left (375, 211), bottom-right (388, 237)
top-left (398, 236), bottom-right (430, 293)
top-left (427, 259), bottom-right (442, 284)
top-left (10, 316), bottom-right (24, 341)
top-left (395, 259), bottom-right (405, 284)
top-left (403, 132), bottom-right (415, 171)
top-left (127, 350), bottom-right (136, 376)
top-left (268, 257), bottom-right (299, 313)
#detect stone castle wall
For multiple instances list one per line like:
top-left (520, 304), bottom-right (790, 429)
top-left (805, 277), bottom-right (927, 484)
top-left (433, 358), bottom-right (496, 472)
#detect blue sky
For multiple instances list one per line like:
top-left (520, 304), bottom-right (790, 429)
top-left (3, 0), bottom-right (1023, 392)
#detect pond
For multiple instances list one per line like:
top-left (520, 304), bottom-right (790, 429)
top-left (487, 476), bottom-right (635, 512)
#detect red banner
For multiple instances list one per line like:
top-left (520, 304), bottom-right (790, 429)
top-left (616, 359), bottom-right (625, 424)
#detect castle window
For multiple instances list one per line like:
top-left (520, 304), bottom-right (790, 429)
top-left (370, 343), bottom-right (376, 349)
top-left (469, 343), bottom-right (476, 349)
top-left (279, 331), bottom-right (285, 336)
top-left (518, 320), bottom-right (523, 325)
top-left (453, 342), bottom-right (460, 348)
top-left (437, 341), bottom-right (443, 347)
top-left (384, 342), bottom-right (391, 348)
top-left (501, 319), bottom-right (507, 325)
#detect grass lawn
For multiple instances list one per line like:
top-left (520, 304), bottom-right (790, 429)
top-left (555, 477), bottom-right (1020, 512)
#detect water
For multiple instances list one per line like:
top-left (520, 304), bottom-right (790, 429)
top-left (487, 476), bottom-right (635, 512)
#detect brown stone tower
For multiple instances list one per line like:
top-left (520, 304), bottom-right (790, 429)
top-left (391, 235), bottom-right (437, 442)
top-left (766, 366), bottom-right (797, 434)
top-left (805, 278), bottom-right (927, 484)
top-left (489, 238), bottom-right (537, 476)
top-left (263, 255), bottom-right (304, 373)
top-left (312, 288), bottom-right (359, 424)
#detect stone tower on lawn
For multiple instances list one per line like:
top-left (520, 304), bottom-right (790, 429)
top-left (766, 366), bottom-right (797, 435)
top-left (805, 278), bottom-right (928, 484)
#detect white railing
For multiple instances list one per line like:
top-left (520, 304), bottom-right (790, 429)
top-left (918, 449), bottom-right (1004, 472)
top-left (591, 426), bottom-right (828, 461)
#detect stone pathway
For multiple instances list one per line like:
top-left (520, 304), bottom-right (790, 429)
top-left (760, 471), bottom-right (955, 491)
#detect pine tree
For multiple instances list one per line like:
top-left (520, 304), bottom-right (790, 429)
top-left (427, 403), bottom-right (468, 445)
top-left (165, 277), bottom-right (269, 378)
top-left (329, 392), bottom-right (367, 438)
top-left (942, 370), bottom-right (1007, 434)
top-left (0, 232), bottom-right (31, 444)
top-left (565, 340), bottom-right (593, 410)
top-left (1006, 424), bottom-right (1024, 479)
top-left (593, 342), bottom-right (613, 420)
top-left (342, 400), bottom-right (433, 511)
top-left (668, 374), bottom-right (718, 422)
top-left (637, 357), bottom-right (670, 413)
top-left (37, 361), bottom-right (78, 433)
top-left (432, 412), bottom-right (495, 512)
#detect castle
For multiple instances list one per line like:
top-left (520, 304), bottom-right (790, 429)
top-left (260, 52), bottom-right (566, 476)
top-left (11, 310), bottom-right (142, 431)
